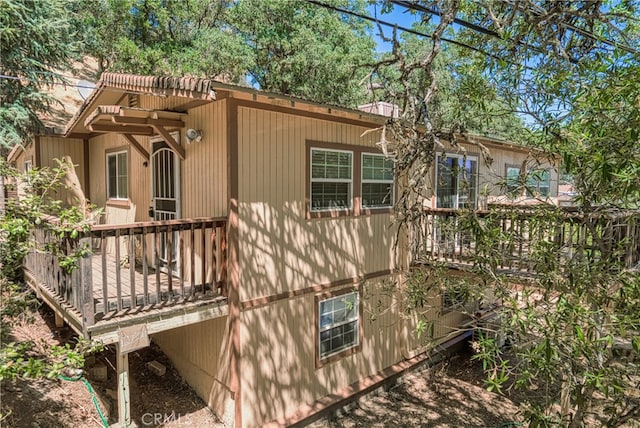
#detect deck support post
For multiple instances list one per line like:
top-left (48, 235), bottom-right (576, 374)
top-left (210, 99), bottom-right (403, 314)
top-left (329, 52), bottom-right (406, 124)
top-left (116, 343), bottom-right (131, 427)
top-left (54, 312), bottom-right (64, 328)
top-left (79, 237), bottom-right (94, 335)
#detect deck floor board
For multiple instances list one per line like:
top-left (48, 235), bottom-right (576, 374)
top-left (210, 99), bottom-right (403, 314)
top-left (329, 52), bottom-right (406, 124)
top-left (91, 251), bottom-right (216, 317)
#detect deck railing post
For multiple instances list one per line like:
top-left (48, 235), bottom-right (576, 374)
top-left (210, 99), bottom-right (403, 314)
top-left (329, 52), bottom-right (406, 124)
top-left (79, 236), bottom-right (95, 332)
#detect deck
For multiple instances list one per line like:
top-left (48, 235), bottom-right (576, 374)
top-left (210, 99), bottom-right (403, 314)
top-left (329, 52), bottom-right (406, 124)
top-left (411, 206), bottom-right (640, 275)
top-left (23, 217), bottom-right (228, 343)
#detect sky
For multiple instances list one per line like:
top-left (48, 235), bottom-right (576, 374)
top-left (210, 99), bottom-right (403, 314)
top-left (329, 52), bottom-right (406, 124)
top-left (366, 2), bottom-right (424, 52)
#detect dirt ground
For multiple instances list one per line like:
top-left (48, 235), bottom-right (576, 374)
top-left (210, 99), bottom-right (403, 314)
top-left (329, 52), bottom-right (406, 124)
top-left (2, 304), bottom-right (638, 427)
top-left (1, 304), bottom-right (222, 428)
top-left (309, 351), bottom-right (524, 428)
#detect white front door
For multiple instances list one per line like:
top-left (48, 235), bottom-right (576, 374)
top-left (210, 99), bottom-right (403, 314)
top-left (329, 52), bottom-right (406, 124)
top-left (151, 139), bottom-right (181, 274)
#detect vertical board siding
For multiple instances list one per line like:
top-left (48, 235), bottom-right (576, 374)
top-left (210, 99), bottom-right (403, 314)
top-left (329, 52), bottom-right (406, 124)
top-left (236, 106), bottom-right (401, 426)
top-left (152, 316), bottom-right (229, 411)
top-left (240, 280), bottom-right (402, 427)
top-left (237, 107), bottom-right (395, 302)
top-left (87, 100), bottom-right (227, 225)
top-left (88, 133), bottom-right (146, 223)
top-left (13, 143), bottom-right (37, 198)
top-left (38, 137), bottom-right (86, 205)
top-left (180, 99), bottom-right (228, 218)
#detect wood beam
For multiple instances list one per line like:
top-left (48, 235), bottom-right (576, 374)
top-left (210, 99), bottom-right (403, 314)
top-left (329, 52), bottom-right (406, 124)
top-left (122, 134), bottom-right (150, 159)
top-left (89, 123), bottom-right (155, 135)
top-left (87, 300), bottom-right (229, 345)
top-left (112, 116), bottom-right (185, 128)
top-left (172, 99), bottom-right (211, 112)
top-left (153, 125), bottom-right (185, 160)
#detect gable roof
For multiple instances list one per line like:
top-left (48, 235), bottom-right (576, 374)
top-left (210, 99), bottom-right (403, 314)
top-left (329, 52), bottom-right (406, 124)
top-left (56, 69), bottom-right (534, 155)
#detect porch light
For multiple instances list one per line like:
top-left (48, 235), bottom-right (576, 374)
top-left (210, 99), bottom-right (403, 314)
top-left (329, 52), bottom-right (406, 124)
top-left (185, 128), bottom-right (203, 144)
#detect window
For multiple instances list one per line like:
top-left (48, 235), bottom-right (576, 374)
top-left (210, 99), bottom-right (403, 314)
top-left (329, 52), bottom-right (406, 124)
top-left (505, 165), bottom-right (522, 196)
top-left (506, 165), bottom-right (550, 197)
top-left (310, 148), bottom-right (352, 211)
top-left (362, 153), bottom-right (394, 208)
top-left (318, 291), bottom-right (360, 360)
top-left (106, 151), bottom-right (128, 200)
top-left (435, 154), bottom-right (478, 209)
top-left (526, 169), bottom-right (550, 197)
top-left (23, 160), bottom-right (32, 183)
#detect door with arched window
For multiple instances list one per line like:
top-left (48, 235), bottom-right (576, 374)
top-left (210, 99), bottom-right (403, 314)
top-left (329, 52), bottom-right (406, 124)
top-left (151, 139), bottom-right (181, 275)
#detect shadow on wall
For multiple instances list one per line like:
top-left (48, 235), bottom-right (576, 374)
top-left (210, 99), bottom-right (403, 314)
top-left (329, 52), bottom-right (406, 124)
top-left (237, 199), bottom-right (407, 426)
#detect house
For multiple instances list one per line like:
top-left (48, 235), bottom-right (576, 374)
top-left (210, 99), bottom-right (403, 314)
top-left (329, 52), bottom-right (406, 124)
top-left (6, 70), bottom-right (611, 428)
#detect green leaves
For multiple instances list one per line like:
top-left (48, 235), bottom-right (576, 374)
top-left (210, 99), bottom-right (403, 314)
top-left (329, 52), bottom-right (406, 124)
top-left (0, 0), bottom-right (77, 149)
top-left (1, 159), bottom-right (103, 382)
top-left (71, 0), bottom-right (374, 106)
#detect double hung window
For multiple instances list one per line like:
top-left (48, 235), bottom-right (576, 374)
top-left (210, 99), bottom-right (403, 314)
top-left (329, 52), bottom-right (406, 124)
top-left (318, 291), bottom-right (360, 360)
top-left (361, 154), bottom-right (394, 208)
top-left (310, 149), bottom-right (352, 211)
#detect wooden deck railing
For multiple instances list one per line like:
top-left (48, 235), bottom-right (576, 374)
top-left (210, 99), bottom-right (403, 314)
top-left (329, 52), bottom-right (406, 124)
top-left (410, 206), bottom-right (640, 274)
top-left (24, 217), bottom-right (227, 331)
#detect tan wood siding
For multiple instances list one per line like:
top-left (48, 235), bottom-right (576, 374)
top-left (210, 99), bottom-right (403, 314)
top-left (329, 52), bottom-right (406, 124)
top-left (14, 144), bottom-right (36, 171)
top-left (236, 106), bottom-right (396, 302)
top-left (88, 133), bottom-right (148, 224)
top-left (181, 99), bottom-right (228, 218)
top-left (152, 316), bottom-right (233, 422)
top-left (38, 136), bottom-right (86, 206)
top-left (139, 94), bottom-right (187, 111)
top-left (240, 280), bottom-right (402, 427)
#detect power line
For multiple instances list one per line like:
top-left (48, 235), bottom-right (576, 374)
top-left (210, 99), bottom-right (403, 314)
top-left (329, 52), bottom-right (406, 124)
top-left (392, 0), bottom-right (639, 56)
top-left (305, 0), bottom-right (532, 70)
top-left (389, 0), bottom-right (577, 64)
top-left (500, 0), bottom-right (639, 55)
top-left (0, 74), bottom-right (96, 91)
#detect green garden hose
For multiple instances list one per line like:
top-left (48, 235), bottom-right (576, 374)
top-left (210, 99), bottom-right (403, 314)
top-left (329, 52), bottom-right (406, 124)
top-left (58, 374), bottom-right (109, 428)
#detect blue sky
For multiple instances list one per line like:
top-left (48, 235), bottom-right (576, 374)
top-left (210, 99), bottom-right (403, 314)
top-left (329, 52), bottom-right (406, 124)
top-left (366, 2), bottom-right (423, 52)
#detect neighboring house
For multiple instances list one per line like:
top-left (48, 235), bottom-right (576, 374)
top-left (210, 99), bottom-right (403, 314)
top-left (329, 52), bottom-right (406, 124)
top-left (5, 71), bottom-right (578, 428)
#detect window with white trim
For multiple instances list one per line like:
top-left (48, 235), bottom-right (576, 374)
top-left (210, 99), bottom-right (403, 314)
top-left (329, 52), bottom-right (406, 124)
top-left (310, 148), bottom-right (352, 211)
top-left (318, 291), bottom-right (359, 360)
top-left (435, 154), bottom-right (478, 209)
top-left (106, 151), bottom-right (128, 200)
top-left (23, 160), bottom-right (32, 183)
top-left (361, 153), bottom-right (394, 208)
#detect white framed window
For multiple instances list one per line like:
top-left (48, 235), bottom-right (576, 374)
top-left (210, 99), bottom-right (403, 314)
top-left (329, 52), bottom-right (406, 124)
top-left (310, 148), bottom-right (352, 211)
top-left (435, 154), bottom-right (478, 209)
top-left (23, 159), bottom-right (33, 183)
top-left (106, 150), bottom-right (128, 200)
top-left (361, 153), bottom-right (394, 208)
top-left (318, 291), bottom-right (359, 360)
